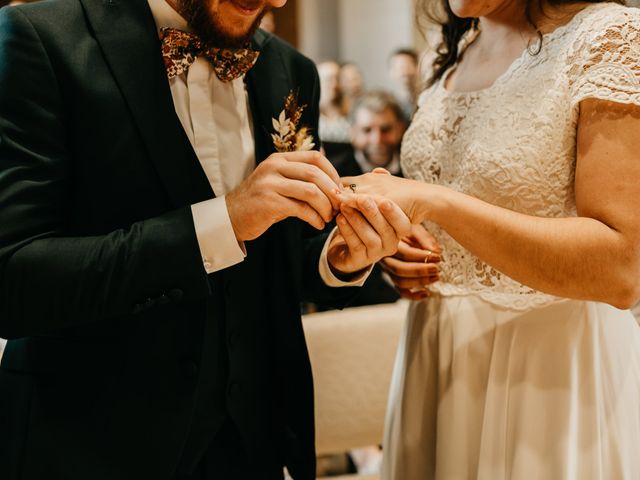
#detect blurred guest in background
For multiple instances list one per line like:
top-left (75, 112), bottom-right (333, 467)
top-left (388, 48), bottom-right (420, 122)
top-left (333, 91), bottom-right (406, 178)
top-left (339, 62), bottom-right (365, 114)
top-left (318, 60), bottom-right (352, 145)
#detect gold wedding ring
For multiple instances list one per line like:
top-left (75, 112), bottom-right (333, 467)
top-left (424, 250), bottom-right (433, 263)
top-left (349, 183), bottom-right (357, 194)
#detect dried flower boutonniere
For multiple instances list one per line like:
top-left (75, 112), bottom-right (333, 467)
top-left (271, 91), bottom-right (316, 152)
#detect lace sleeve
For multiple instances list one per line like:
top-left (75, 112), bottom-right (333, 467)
top-left (568, 7), bottom-right (640, 107)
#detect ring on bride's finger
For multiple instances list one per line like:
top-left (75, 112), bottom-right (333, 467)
top-left (349, 183), bottom-right (357, 193)
top-left (424, 250), bottom-right (433, 263)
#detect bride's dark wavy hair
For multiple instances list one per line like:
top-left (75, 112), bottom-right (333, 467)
top-left (420, 0), bottom-right (626, 87)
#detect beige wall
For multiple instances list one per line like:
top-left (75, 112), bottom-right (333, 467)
top-left (338, 0), bottom-right (415, 90)
top-left (298, 0), bottom-right (342, 62)
top-left (298, 0), bottom-right (419, 89)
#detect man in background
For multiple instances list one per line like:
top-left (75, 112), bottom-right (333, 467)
top-left (339, 62), bottom-right (364, 114)
top-left (332, 91), bottom-right (406, 179)
top-left (388, 48), bottom-right (420, 122)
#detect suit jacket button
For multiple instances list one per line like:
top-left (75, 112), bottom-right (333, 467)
top-left (168, 288), bottom-right (183, 301)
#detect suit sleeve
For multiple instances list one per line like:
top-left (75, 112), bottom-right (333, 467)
top-left (0, 8), bottom-right (211, 339)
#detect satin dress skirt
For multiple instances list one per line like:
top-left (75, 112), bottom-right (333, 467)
top-left (382, 295), bottom-right (640, 480)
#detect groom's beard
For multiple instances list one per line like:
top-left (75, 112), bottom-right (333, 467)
top-left (179, 0), bottom-right (269, 48)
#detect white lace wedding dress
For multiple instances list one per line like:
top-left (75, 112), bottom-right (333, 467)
top-left (382, 4), bottom-right (640, 479)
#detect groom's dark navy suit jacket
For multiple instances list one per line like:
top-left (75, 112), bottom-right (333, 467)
top-left (0, 0), bottom-right (356, 478)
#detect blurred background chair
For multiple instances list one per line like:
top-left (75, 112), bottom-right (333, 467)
top-left (301, 300), bottom-right (409, 479)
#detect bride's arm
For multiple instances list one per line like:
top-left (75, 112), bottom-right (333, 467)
top-left (345, 99), bottom-right (640, 309)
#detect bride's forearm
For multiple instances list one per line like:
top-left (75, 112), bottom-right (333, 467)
top-left (417, 184), bottom-right (640, 309)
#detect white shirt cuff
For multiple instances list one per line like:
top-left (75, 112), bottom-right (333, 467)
top-left (319, 227), bottom-right (373, 287)
top-left (191, 196), bottom-right (246, 274)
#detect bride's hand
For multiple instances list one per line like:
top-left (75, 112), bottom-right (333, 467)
top-left (341, 168), bottom-right (425, 223)
top-left (380, 224), bottom-right (442, 300)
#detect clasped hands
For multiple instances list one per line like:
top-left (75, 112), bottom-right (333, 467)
top-left (226, 151), bottom-right (440, 297)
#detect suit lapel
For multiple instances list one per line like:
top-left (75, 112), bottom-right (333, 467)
top-left (79, 0), bottom-right (213, 207)
top-left (246, 31), bottom-right (291, 164)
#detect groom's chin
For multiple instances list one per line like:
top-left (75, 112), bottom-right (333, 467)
top-left (180, 0), bottom-right (266, 47)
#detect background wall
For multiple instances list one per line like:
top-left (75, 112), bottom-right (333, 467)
top-left (338, 0), bottom-right (415, 90)
top-left (297, 0), bottom-right (420, 90)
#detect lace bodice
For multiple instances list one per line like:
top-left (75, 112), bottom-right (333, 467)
top-left (402, 3), bottom-right (640, 310)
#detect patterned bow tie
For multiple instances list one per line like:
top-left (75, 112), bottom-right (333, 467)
top-left (160, 27), bottom-right (260, 82)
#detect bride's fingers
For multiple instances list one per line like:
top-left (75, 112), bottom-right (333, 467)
top-left (386, 272), bottom-right (440, 290)
top-left (394, 240), bottom-right (440, 263)
top-left (371, 167), bottom-right (391, 175)
top-left (341, 176), bottom-right (357, 190)
top-left (396, 287), bottom-right (431, 301)
top-left (381, 256), bottom-right (439, 278)
top-left (407, 224), bottom-right (442, 253)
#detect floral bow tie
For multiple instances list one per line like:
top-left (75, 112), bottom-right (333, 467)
top-left (160, 27), bottom-right (260, 82)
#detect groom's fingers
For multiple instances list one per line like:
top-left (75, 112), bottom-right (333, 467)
top-left (336, 212), bottom-right (367, 256)
top-left (283, 197), bottom-right (327, 230)
top-left (374, 199), bottom-right (411, 239)
top-left (277, 161), bottom-right (342, 213)
top-left (338, 197), bottom-right (410, 258)
top-left (278, 179), bottom-right (335, 223)
top-left (353, 196), bottom-right (398, 255)
top-left (341, 195), bottom-right (411, 241)
top-left (282, 151), bottom-right (341, 187)
top-left (340, 206), bottom-right (381, 257)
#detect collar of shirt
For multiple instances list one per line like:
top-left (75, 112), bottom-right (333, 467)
top-left (354, 149), bottom-right (401, 176)
top-left (145, 0), bottom-right (256, 198)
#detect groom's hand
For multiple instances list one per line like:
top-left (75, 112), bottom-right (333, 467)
top-left (327, 195), bottom-right (411, 276)
top-left (226, 151), bottom-right (342, 242)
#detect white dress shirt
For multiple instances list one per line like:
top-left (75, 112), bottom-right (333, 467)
top-left (354, 150), bottom-right (401, 176)
top-left (147, 0), bottom-right (369, 287)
